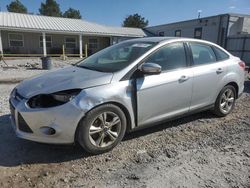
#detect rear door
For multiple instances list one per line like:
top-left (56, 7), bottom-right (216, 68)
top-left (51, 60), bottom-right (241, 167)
top-left (188, 42), bottom-right (228, 110)
top-left (136, 42), bottom-right (193, 126)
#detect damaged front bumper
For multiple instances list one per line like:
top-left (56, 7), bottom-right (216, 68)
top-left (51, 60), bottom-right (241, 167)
top-left (9, 92), bottom-right (85, 144)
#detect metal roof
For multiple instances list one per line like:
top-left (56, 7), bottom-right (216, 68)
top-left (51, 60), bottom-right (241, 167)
top-left (0, 12), bottom-right (146, 37)
top-left (145, 13), bottom-right (250, 29)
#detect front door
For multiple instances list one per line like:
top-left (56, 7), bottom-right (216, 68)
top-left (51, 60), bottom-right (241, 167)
top-left (136, 42), bottom-right (193, 126)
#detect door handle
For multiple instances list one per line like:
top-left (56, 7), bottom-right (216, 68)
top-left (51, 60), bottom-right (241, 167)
top-left (216, 68), bottom-right (224, 74)
top-left (179, 75), bottom-right (189, 83)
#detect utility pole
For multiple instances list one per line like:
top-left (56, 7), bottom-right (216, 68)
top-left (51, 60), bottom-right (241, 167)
top-left (198, 10), bottom-right (202, 19)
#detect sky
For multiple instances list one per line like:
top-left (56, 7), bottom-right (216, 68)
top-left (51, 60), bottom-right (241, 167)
top-left (0, 0), bottom-right (249, 27)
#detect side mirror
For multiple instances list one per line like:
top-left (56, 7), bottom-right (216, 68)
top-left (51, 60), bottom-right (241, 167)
top-left (140, 63), bottom-right (161, 75)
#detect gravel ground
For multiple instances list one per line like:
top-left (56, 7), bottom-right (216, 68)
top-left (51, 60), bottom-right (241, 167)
top-left (0, 57), bottom-right (81, 83)
top-left (0, 72), bottom-right (249, 188)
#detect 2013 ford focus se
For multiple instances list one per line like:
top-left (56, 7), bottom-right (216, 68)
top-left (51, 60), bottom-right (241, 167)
top-left (9, 37), bottom-right (245, 154)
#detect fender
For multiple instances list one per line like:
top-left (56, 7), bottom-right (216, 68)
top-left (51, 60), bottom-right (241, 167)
top-left (74, 80), bottom-right (136, 129)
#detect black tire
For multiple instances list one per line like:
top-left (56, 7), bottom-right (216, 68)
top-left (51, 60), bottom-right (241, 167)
top-left (213, 85), bottom-right (236, 117)
top-left (77, 104), bottom-right (127, 154)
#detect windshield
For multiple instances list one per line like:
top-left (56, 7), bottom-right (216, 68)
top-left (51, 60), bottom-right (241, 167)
top-left (76, 40), bottom-right (157, 72)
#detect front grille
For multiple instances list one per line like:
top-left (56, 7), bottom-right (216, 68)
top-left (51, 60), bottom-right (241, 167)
top-left (9, 101), bottom-right (15, 123)
top-left (18, 113), bottom-right (33, 133)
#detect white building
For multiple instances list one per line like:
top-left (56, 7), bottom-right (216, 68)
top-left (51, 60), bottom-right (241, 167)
top-left (145, 13), bottom-right (250, 65)
top-left (0, 12), bottom-right (146, 58)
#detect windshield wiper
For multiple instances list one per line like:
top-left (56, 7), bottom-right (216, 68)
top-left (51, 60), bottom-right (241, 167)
top-left (75, 65), bottom-right (94, 70)
top-left (75, 65), bottom-right (107, 73)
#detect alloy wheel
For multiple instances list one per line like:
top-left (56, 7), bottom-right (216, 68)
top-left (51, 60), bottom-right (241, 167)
top-left (89, 112), bottom-right (121, 148)
top-left (219, 88), bottom-right (235, 114)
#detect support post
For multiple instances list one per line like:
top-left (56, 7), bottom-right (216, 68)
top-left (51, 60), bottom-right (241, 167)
top-left (241, 37), bottom-right (246, 60)
top-left (79, 34), bottom-right (83, 58)
top-left (110, 37), bottom-right (113, 45)
top-left (0, 30), bottom-right (3, 57)
top-left (62, 45), bottom-right (66, 60)
top-left (42, 32), bottom-right (47, 57)
top-left (85, 44), bottom-right (88, 58)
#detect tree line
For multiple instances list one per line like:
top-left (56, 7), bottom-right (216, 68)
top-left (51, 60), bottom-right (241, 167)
top-left (7, 0), bottom-right (82, 19)
top-left (6, 0), bottom-right (148, 28)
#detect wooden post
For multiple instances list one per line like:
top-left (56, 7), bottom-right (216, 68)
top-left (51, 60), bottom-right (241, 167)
top-left (62, 45), bottom-right (66, 60)
top-left (85, 44), bottom-right (88, 58)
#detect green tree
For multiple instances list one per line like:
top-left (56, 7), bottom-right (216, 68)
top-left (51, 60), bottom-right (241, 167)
top-left (6, 0), bottom-right (27, 14)
top-left (122, 13), bottom-right (149, 28)
top-left (39, 0), bottom-right (62, 17)
top-left (63, 8), bottom-right (82, 19)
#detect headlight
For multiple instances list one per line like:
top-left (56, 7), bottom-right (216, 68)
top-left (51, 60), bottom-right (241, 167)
top-left (28, 89), bottom-right (81, 108)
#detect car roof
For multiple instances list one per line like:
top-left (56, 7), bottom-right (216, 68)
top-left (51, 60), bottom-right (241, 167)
top-left (127, 37), bottom-right (209, 44)
top-left (127, 37), bottom-right (176, 43)
top-left (127, 37), bottom-right (228, 50)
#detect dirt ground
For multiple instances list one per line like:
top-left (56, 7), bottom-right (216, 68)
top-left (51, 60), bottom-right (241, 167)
top-left (0, 74), bottom-right (249, 188)
top-left (0, 57), bottom-right (80, 83)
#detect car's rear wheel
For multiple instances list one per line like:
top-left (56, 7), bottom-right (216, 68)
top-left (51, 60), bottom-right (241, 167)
top-left (77, 104), bottom-right (127, 154)
top-left (213, 85), bottom-right (236, 117)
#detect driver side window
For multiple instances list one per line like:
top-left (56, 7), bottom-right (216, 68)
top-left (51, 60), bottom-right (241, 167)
top-left (145, 42), bottom-right (187, 71)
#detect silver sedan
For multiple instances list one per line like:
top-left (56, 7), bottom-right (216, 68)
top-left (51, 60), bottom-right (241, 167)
top-left (9, 37), bottom-right (245, 154)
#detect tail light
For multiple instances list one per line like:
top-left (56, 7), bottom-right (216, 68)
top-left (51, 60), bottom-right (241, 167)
top-left (238, 61), bottom-right (245, 70)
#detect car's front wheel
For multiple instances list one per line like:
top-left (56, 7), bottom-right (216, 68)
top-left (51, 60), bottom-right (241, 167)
top-left (77, 104), bottom-right (127, 154)
top-left (213, 85), bottom-right (236, 117)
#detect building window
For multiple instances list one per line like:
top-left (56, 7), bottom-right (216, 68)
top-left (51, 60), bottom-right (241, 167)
top-left (158, 31), bottom-right (165, 36)
top-left (194, 27), bottom-right (202, 39)
top-left (9, 33), bottom-right (24, 47)
top-left (65, 37), bottom-right (76, 48)
top-left (39, 36), bottom-right (52, 48)
top-left (175, 30), bottom-right (181, 37)
top-left (88, 38), bottom-right (98, 49)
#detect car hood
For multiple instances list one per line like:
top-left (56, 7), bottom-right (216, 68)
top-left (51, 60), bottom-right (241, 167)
top-left (16, 66), bottom-right (113, 98)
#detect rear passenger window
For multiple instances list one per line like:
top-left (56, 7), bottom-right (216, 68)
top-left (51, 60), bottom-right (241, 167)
top-left (190, 43), bottom-right (216, 65)
top-left (213, 46), bottom-right (229, 61)
top-left (145, 42), bottom-right (187, 71)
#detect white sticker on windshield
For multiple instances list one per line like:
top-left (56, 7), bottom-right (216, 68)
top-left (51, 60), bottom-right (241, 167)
top-left (132, 43), bottom-right (152, 48)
